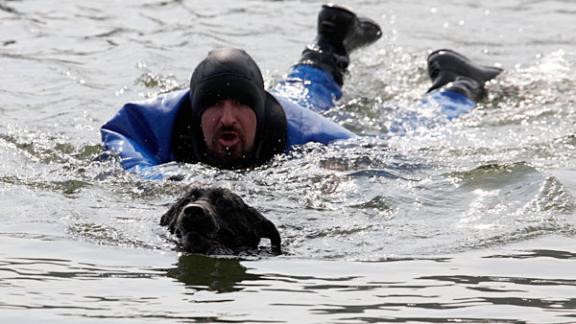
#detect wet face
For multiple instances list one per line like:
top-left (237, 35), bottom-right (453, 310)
top-left (200, 99), bottom-right (257, 166)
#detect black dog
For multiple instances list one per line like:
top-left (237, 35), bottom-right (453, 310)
top-left (160, 187), bottom-right (282, 255)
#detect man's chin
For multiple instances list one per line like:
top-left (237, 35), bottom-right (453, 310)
top-left (205, 148), bottom-right (253, 169)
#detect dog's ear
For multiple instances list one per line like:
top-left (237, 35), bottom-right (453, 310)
top-left (160, 203), bottom-right (180, 231)
top-left (247, 207), bottom-right (282, 255)
top-left (160, 195), bottom-right (192, 232)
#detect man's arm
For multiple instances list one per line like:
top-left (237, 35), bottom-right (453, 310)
top-left (272, 94), bottom-right (357, 150)
top-left (100, 127), bottom-right (160, 172)
top-left (100, 90), bottom-right (190, 178)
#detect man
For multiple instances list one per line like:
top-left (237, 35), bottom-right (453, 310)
top-left (101, 4), bottom-right (501, 179)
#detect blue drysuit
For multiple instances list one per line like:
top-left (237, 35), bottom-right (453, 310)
top-left (101, 64), bottom-right (475, 178)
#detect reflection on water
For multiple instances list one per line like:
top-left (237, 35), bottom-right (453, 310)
top-left (1, 229), bottom-right (576, 322)
top-left (2, 0), bottom-right (576, 322)
top-left (166, 254), bottom-right (261, 293)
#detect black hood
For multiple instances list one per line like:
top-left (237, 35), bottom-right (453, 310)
top-left (171, 48), bottom-right (287, 169)
top-left (189, 48), bottom-right (267, 130)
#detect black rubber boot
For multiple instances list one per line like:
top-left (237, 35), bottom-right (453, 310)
top-left (426, 49), bottom-right (503, 102)
top-left (299, 4), bottom-right (382, 86)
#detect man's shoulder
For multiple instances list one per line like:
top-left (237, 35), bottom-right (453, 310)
top-left (270, 92), bottom-right (355, 146)
top-left (106, 89), bottom-right (190, 133)
top-left (122, 89), bottom-right (190, 112)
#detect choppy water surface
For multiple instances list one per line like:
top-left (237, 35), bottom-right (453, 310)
top-left (1, 0), bottom-right (576, 323)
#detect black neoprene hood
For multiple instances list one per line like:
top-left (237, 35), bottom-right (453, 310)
top-left (189, 48), bottom-right (266, 128)
top-left (172, 48), bottom-right (287, 169)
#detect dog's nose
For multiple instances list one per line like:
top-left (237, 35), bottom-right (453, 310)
top-left (183, 204), bottom-right (205, 217)
top-left (179, 203), bottom-right (219, 235)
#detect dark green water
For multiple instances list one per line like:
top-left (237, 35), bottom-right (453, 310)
top-left (1, 0), bottom-right (576, 322)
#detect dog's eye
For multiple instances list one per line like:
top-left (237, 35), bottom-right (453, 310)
top-left (188, 189), bottom-right (202, 200)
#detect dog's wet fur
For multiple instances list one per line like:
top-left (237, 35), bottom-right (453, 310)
top-left (160, 187), bottom-right (282, 255)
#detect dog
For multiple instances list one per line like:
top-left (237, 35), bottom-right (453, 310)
top-left (160, 187), bottom-right (282, 255)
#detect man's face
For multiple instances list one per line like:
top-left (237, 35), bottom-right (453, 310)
top-left (201, 99), bottom-right (257, 166)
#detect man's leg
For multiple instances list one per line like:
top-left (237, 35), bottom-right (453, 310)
top-left (424, 49), bottom-right (502, 119)
top-left (271, 4), bottom-right (381, 112)
top-left (272, 64), bottom-right (342, 112)
top-left (389, 49), bottom-right (503, 134)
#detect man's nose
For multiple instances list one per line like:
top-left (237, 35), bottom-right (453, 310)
top-left (219, 100), bottom-right (238, 125)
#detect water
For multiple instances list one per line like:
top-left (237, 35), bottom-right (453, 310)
top-left (1, 0), bottom-right (576, 322)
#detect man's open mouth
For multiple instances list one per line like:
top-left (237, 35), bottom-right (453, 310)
top-left (217, 131), bottom-right (240, 148)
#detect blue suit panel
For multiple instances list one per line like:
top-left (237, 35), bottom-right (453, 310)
top-left (274, 94), bottom-right (356, 147)
top-left (272, 64), bottom-right (343, 111)
top-left (101, 90), bottom-right (187, 172)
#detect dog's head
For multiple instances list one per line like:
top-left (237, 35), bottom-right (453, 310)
top-left (161, 187), bottom-right (282, 255)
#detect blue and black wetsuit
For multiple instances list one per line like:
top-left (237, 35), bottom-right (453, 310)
top-left (101, 58), bottom-right (476, 179)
